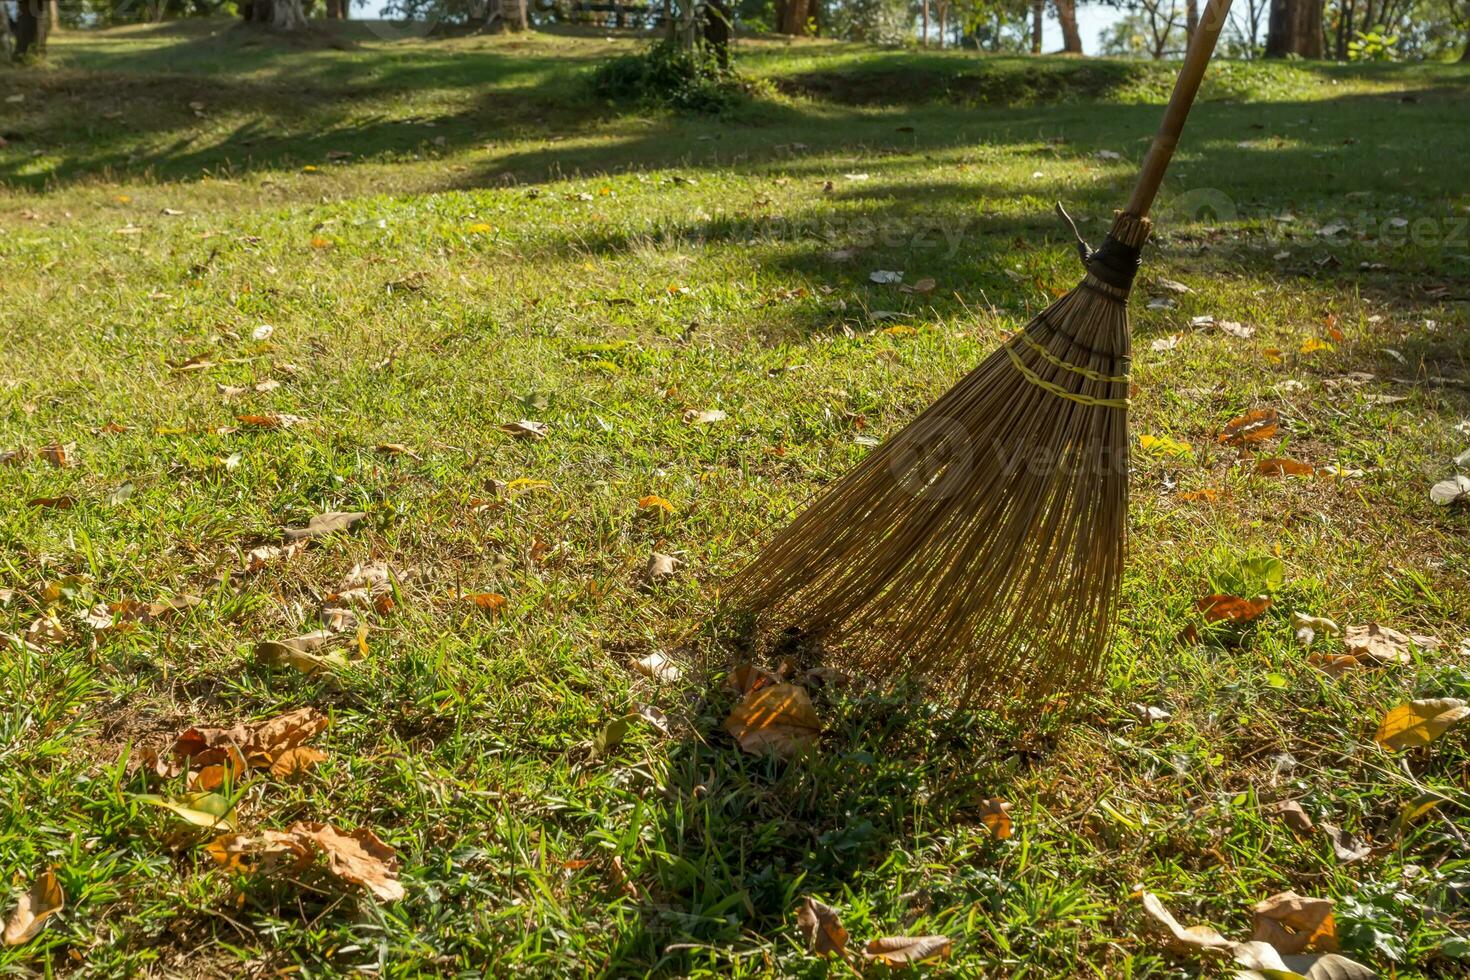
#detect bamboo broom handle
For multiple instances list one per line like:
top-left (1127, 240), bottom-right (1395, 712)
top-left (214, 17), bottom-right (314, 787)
top-left (1124, 0), bottom-right (1236, 219)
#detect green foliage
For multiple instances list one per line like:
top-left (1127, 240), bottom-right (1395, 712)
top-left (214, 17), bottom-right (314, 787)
top-left (591, 40), bottom-right (750, 112)
top-left (1348, 29), bottom-right (1401, 61)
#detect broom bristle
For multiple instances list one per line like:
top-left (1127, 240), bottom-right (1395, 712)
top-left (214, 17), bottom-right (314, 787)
top-left (730, 213), bottom-right (1152, 706)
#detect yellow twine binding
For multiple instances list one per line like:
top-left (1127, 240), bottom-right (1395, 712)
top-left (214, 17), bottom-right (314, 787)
top-left (1005, 345), bottom-right (1130, 409)
top-left (1016, 332), bottom-right (1130, 384)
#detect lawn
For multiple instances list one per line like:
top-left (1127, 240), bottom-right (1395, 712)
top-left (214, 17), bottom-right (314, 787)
top-left (2, 22), bottom-right (1469, 978)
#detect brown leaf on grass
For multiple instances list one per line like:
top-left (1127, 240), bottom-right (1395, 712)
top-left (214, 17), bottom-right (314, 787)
top-left (39, 444), bottom-right (75, 468)
top-left (726, 663), bottom-right (778, 695)
top-left (2, 869), bottom-right (64, 946)
top-left (28, 495), bottom-right (77, 510)
top-left (206, 830), bottom-right (314, 875)
top-left (979, 798), bottom-right (1013, 839)
top-left (609, 855), bottom-right (640, 900)
top-left (1281, 953), bottom-right (1377, 979)
top-left (1343, 624), bottom-right (1439, 666)
top-left (1256, 457), bottom-right (1317, 477)
top-left (1319, 824), bottom-right (1373, 864)
top-left (255, 632), bottom-right (349, 676)
top-left (209, 822), bottom-right (403, 902)
top-left (236, 413), bottom-right (308, 429)
top-left (1251, 891), bottom-right (1338, 955)
top-left (1198, 594), bottom-right (1272, 624)
top-left (1374, 698), bottom-right (1470, 751)
top-left (1269, 800), bottom-right (1314, 834)
top-left (500, 419), bottom-right (548, 440)
top-left (242, 541), bottom-right (307, 574)
top-left (1178, 488), bottom-right (1220, 503)
top-left (683, 408), bottom-right (727, 425)
top-left (374, 443), bottom-right (421, 459)
top-left (1218, 409), bottom-right (1279, 445)
top-left (725, 683), bottom-right (821, 757)
top-left (270, 746), bottom-right (328, 779)
top-left (863, 935), bottom-right (953, 965)
top-left (633, 651), bottom-right (682, 683)
top-left (174, 707), bottom-right (329, 774)
top-left (289, 822), bottom-right (404, 902)
top-left (1309, 652), bottom-right (1362, 677)
top-left (795, 897), bottom-right (848, 956)
top-left (644, 552), bottom-right (679, 583)
top-left (283, 511), bottom-right (366, 541)
top-left (1, 447), bottom-right (29, 466)
top-left (1139, 892), bottom-right (1234, 956)
top-left (464, 592), bottom-right (507, 615)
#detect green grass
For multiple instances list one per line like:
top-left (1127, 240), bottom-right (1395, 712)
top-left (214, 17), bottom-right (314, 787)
top-left (3, 22), bottom-right (1470, 977)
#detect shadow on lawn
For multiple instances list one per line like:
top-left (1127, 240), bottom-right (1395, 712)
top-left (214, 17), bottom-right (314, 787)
top-left (600, 635), bottom-right (1059, 973)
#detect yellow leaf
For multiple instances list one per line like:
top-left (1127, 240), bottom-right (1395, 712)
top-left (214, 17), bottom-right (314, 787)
top-left (504, 478), bottom-right (551, 491)
top-left (1299, 337), bottom-right (1334, 355)
top-left (465, 592), bottom-right (508, 615)
top-left (1263, 348), bottom-right (1283, 364)
top-left (136, 791), bottom-right (237, 830)
top-left (465, 222), bottom-right (493, 233)
top-left (1374, 698), bottom-right (1470, 751)
top-left (882, 325), bottom-right (916, 336)
top-left (1139, 434), bottom-right (1193, 459)
top-left (310, 235), bottom-right (332, 249)
top-left (637, 494), bottom-right (673, 515)
top-left (725, 683), bottom-right (821, 757)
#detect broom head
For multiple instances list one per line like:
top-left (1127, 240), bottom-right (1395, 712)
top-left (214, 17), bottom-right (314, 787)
top-left (730, 212), bottom-right (1153, 706)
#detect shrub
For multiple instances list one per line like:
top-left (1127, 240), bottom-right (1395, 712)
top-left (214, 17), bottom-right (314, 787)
top-left (590, 41), bottom-right (749, 113)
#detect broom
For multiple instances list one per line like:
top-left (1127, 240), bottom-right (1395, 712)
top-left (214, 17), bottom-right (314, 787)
top-left (729, 0), bottom-right (1235, 705)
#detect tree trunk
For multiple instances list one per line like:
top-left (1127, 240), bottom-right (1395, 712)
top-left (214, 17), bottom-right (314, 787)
top-left (703, 0), bottom-right (730, 65)
top-left (1052, 0), bottom-right (1081, 51)
top-left (15, 0), bottom-right (46, 58)
top-left (921, 0), bottom-right (928, 46)
top-left (1030, 0), bottom-right (1042, 52)
top-left (1185, 0), bottom-right (1199, 37)
top-left (1462, 21), bottom-right (1470, 61)
top-left (501, 0), bottom-right (527, 29)
top-left (776, 0), bottom-right (809, 34)
top-left (1267, 0), bottom-right (1322, 56)
top-left (252, 0), bottom-right (308, 30)
top-left (46, 0), bottom-right (57, 32)
top-left (0, 4), bottom-right (12, 61)
top-left (937, 0), bottom-right (946, 47)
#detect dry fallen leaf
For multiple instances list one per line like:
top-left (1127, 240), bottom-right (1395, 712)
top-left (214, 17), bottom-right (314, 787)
top-left (633, 651), bottom-right (681, 683)
top-left (637, 494), bottom-right (674, 516)
top-left (725, 683), bottom-right (821, 757)
top-left (863, 935), bottom-right (953, 965)
top-left (500, 419), bottom-right (548, 440)
top-left (1256, 457), bottom-right (1318, 477)
top-left (1251, 891), bottom-right (1338, 955)
top-left (1374, 698), bottom-right (1470, 751)
top-left (2, 868), bottom-right (64, 946)
top-left (283, 511), bottom-right (366, 541)
top-left (1343, 623), bottom-right (1439, 666)
top-left (1218, 409), bottom-right (1279, 446)
top-left (796, 896), bottom-right (848, 956)
top-left (644, 552), bottom-right (679, 583)
top-left (464, 592), bottom-right (508, 615)
top-left (1198, 594), bottom-right (1272, 624)
top-left (211, 822), bottom-right (403, 902)
top-left (174, 707), bottom-right (329, 774)
top-left (683, 408), bottom-right (727, 425)
top-left (1139, 891), bottom-right (1234, 956)
top-left (242, 541), bottom-right (308, 574)
top-left (255, 632), bottom-right (349, 676)
top-left (1319, 823), bottom-right (1373, 864)
top-left (1269, 800), bottom-right (1314, 834)
top-left (290, 822), bottom-right (404, 902)
top-left (979, 797), bottom-right (1013, 839)
top-left (726, 663), bottom-right (778, 695)
top-left (39, 444), bottom-right (74, 468)
top-left (236, 413), bottom-right (308, 429)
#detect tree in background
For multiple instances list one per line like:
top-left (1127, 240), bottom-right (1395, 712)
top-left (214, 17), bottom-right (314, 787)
top-left (1226, 0), bottom-right (1269, 54)
top-left (1265, 0), bottom-right (1322, 55)
top-left (1100, 1), bottom-right (1185, 55)
top-left (1053, 0), bottom-right (1082, 49)
top-left (14, 0), bottom-right (47, 58)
